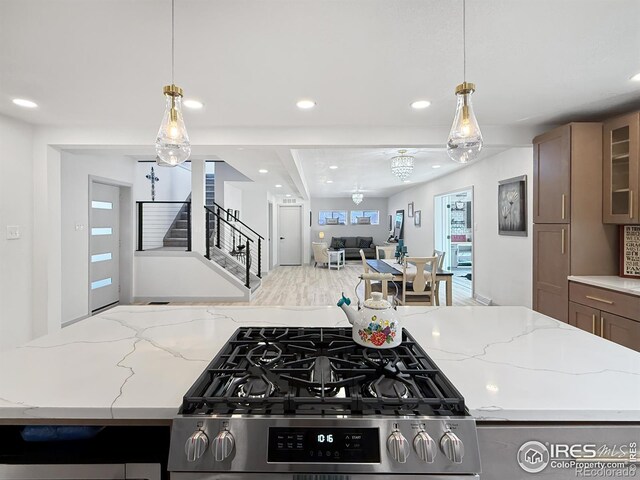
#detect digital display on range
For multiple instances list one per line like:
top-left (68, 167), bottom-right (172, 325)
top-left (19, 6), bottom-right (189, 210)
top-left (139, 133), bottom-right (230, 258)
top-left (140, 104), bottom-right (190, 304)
top-left (267, 427), bottom-right (380, 463)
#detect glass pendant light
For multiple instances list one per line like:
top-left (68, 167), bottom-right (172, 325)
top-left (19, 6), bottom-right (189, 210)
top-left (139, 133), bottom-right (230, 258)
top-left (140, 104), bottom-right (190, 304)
top-left (447, 0), bottom-right (482, 164)
top-left (352, 192), bottom-right (364, 205)
top-left (156, 0), bottom-right (191, 167)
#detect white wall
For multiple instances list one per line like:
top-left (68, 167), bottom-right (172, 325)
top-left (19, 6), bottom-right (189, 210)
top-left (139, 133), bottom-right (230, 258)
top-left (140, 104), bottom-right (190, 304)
top-left (310, 197), bottom-right (389, 248)
top-left (60, 152), bottom-right (135, 324)
top-left (387, 147), bottom-right (533, 307)
top-left (134, 252), bottom-right (247, 301)
top-left (0, 114), bottom-right (33, 351)
top-left (133, 162), bottom-right (192, 202)
top-left (214, 162), bottom-right (250, 208)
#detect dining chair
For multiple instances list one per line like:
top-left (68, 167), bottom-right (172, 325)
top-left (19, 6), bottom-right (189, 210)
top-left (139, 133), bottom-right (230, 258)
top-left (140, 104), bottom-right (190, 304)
top-left (432, 249), bottom-right (446, 305)
top-left (397, 256), bottom-right (438, 306)
top-left (375, 245), bottom-right (396, 260)
top-left (359, 248), bottom-right (384, 299)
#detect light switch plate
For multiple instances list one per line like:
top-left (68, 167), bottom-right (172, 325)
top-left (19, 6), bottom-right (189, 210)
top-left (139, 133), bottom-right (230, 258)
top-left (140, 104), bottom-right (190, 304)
top-left (6, 225), bottom-right (20, 240)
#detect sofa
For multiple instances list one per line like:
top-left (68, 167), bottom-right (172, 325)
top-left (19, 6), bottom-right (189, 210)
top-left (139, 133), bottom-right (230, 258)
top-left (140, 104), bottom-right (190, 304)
top-left (329, 236), bottom-right (376, 260)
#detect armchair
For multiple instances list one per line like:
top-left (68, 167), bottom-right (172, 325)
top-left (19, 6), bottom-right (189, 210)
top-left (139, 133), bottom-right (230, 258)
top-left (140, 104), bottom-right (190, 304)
top-left (312, 242), bottom-right (329, 267)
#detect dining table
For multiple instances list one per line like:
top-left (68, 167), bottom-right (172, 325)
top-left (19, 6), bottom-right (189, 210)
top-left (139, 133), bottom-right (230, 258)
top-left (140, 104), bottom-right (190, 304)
top-left (366, 258), bottom-right (454, 306)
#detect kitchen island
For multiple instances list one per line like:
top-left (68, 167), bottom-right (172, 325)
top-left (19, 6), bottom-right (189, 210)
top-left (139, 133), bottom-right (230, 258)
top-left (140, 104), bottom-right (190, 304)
top-left (1, 305), bottom-right (639, 479)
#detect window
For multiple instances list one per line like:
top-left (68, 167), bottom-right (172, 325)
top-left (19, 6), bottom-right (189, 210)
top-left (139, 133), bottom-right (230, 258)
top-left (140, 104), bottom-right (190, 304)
top-left (91, 278), bottom-right (112, 290)
top-left (91, 227), bottom-right (113, 236)
top-left (350, 210), bottom-right (380, 225)
top-left (91, 201), bottom-right (113, 210)
top-left (91, 253), bottom-right (112, 263)
top-left (318, 210), bottom-right (347, 225)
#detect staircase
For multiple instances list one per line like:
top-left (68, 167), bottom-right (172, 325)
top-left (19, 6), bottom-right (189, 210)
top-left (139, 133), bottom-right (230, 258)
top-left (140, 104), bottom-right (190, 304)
top-left (205, 203), bottom-right (263, 293)
top-left (163, 176), bottom-right (215, 248)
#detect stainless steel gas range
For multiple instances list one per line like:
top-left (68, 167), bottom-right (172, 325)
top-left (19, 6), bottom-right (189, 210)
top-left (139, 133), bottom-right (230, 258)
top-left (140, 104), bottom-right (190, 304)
top-left (168, 327), bottom-right (481, 479)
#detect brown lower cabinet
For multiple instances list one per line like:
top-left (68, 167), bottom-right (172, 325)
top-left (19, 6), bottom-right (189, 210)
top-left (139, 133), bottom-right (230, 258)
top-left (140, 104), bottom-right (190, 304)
top-left (568, 299), bottom-right (640, 352)
top-left (533, 224), bottom-right (570, 322)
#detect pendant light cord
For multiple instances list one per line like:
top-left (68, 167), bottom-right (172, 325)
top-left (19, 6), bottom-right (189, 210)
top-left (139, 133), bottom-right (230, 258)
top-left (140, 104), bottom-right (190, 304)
top-left (462, 0), bottom-right (466, 82)
top-left (171, 0), bottom-right (175, 85)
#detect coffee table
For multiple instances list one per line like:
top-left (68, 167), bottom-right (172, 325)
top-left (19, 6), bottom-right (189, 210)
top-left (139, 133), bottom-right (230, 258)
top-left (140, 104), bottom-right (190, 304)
top-left (328, 249), bottom-right (345, 270)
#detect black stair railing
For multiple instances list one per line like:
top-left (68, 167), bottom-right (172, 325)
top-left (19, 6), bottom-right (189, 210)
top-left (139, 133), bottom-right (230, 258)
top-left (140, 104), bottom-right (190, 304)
top-left (205, 206), bottom-right (260, 289)
top-left (137, 201), bottom-right (192, 252)
top-left (208, 202), bottom-right (263, 278)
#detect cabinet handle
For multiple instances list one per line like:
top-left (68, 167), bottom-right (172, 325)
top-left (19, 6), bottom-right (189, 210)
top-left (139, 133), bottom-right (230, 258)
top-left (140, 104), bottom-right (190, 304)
top-left (600, 316), bottom-right (604, 338)
top-left (561, 228), bottom-right (565, 254)
top-left (586, 295), bottom-right (614, 305)
top-left (561, 194), bottom-right (566, 220)
top-left (630, 190), bottom-right (634, 219)
top-left (592, 314), bottom-right (596, 335)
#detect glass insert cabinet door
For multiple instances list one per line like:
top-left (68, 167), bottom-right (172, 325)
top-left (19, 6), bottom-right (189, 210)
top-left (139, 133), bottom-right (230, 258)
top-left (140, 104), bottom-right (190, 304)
top-left (604, 112), bottom-right (639, 224)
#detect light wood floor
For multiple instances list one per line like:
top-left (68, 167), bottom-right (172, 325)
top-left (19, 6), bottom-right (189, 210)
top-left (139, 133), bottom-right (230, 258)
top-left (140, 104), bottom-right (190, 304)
top-left (213, 262), bottom-right (481, 307)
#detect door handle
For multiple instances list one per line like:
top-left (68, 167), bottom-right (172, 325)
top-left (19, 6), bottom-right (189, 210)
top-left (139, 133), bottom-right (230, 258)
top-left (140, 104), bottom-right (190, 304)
top-left (592, 314), bottom-right (596, 335)
top-left (561, 194), bottom-right (566, 220)
top-left (630, 190), bottom-right (634, 219)
top-left (561, 228), bottom-right (565, 255)
top-left (600, 316), bottom-right (604, 338)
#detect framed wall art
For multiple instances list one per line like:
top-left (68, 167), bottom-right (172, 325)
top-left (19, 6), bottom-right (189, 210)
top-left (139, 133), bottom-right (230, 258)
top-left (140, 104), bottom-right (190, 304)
top-left (498, 175), bottom-right (527, 236)
top-left (620, 225), bottom-right (640, 278)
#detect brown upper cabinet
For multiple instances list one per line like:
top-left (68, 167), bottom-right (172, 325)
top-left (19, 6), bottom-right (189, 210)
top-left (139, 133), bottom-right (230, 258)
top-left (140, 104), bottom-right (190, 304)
top-left (533, 125), bottom-right (571, 223)
top-left (603, 112), bottom-right (640, 224)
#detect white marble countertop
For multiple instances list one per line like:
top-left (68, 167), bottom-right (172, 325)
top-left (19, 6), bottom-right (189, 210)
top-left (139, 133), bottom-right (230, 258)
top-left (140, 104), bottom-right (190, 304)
top-left (569, 275), bottom-right (640, 297)
top-left (1, 305), bottom-right (639, 423)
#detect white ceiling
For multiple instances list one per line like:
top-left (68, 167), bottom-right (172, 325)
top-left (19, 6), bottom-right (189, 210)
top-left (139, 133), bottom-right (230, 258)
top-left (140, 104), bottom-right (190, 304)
top-left (3, 0), bottom-right (640, 198)
top-left (1, 0), bottom-right (640, 130)
top-left (295, 146), bottom-right (508, 197)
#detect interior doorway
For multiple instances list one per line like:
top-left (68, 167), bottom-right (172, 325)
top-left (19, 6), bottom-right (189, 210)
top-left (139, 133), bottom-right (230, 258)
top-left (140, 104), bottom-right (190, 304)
top-left (434, 188), bottom-right (474, 302)
top-left (278, 205), bottom-right (302, 265)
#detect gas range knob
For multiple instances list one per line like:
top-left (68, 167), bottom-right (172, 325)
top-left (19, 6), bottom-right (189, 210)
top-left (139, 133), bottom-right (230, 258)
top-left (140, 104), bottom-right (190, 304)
top-left (213, 430), bottom-right (235, 462)
top-left (387, 430), bottom-right (410, 463)
top-left (413, 431), bottom-right (436, 463)
top-left (185, 430), bottom-right (209, 462)
top-left (440, 431), bottom-right (464, 464)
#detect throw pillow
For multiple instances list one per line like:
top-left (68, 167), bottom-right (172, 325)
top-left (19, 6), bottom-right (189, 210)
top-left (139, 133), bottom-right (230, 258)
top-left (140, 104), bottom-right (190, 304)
top-left (357, 238), bottom-right (371, 249)
top-left (330, 237), bottom-right (343, 249)
top-left (334, 239), bottom-right (346, 249)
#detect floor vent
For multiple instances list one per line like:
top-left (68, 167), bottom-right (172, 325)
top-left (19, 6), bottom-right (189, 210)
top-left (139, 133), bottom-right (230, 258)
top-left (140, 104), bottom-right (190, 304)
top-left (148, 301), bottom-right (170, 305)
top-left (474, 294), bottom-right (492, 306)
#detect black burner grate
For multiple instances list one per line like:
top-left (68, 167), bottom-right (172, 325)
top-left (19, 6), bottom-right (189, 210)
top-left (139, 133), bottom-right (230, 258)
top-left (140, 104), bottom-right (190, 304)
top-left (180, 327), bottom-right (467, 417)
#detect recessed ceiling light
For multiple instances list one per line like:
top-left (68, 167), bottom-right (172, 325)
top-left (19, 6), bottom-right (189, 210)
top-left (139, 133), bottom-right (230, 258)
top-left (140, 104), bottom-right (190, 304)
top-left (285, 194), bottom-right (292, 197)
top-left (275, 184), bottom-right (282, 188)
top-left (296, 99), bottom-right (316, 109)
top-left (486, 384), bottom-right (499, 393)
top-left (183, 99), bottom-right (204, 109)
top-left (12, 98), bottom-right (38, 108)
top-left (432, 330), bottom-right (441, 337)
top-left (403, 180), bottom-right (411, 183)
top-left (326, 180), bottom-right (333, 184)
top-left (432, 164), bottom-right (442, 169)
top-left (258, 169), bottom-right (268, 174)
top-left (630, 72), bottom-right (640, 81)
top-left (329, 165), bottom-right (338, 170)
top-left (411, 100), bottom-right (431, 109)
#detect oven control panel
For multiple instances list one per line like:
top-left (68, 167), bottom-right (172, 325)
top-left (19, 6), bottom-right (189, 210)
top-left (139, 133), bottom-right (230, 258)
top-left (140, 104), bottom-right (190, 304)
top-left (267, 427), bottom-right (380, 463)
top-left (168, 416), bottom-right (481, 474)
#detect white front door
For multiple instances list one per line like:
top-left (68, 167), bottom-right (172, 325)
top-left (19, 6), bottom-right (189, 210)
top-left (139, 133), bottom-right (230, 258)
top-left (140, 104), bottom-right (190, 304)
top-left (90, 183), bottom-right (120, 312)
top-left (278, 205), bottom-right (302, 266)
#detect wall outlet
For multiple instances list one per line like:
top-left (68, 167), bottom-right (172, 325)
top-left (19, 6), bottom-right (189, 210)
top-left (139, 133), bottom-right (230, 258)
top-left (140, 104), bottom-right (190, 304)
top-left (6, 225), bottom-right (20, 240)
top-left (75, 224), bottom-right (85, 231)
